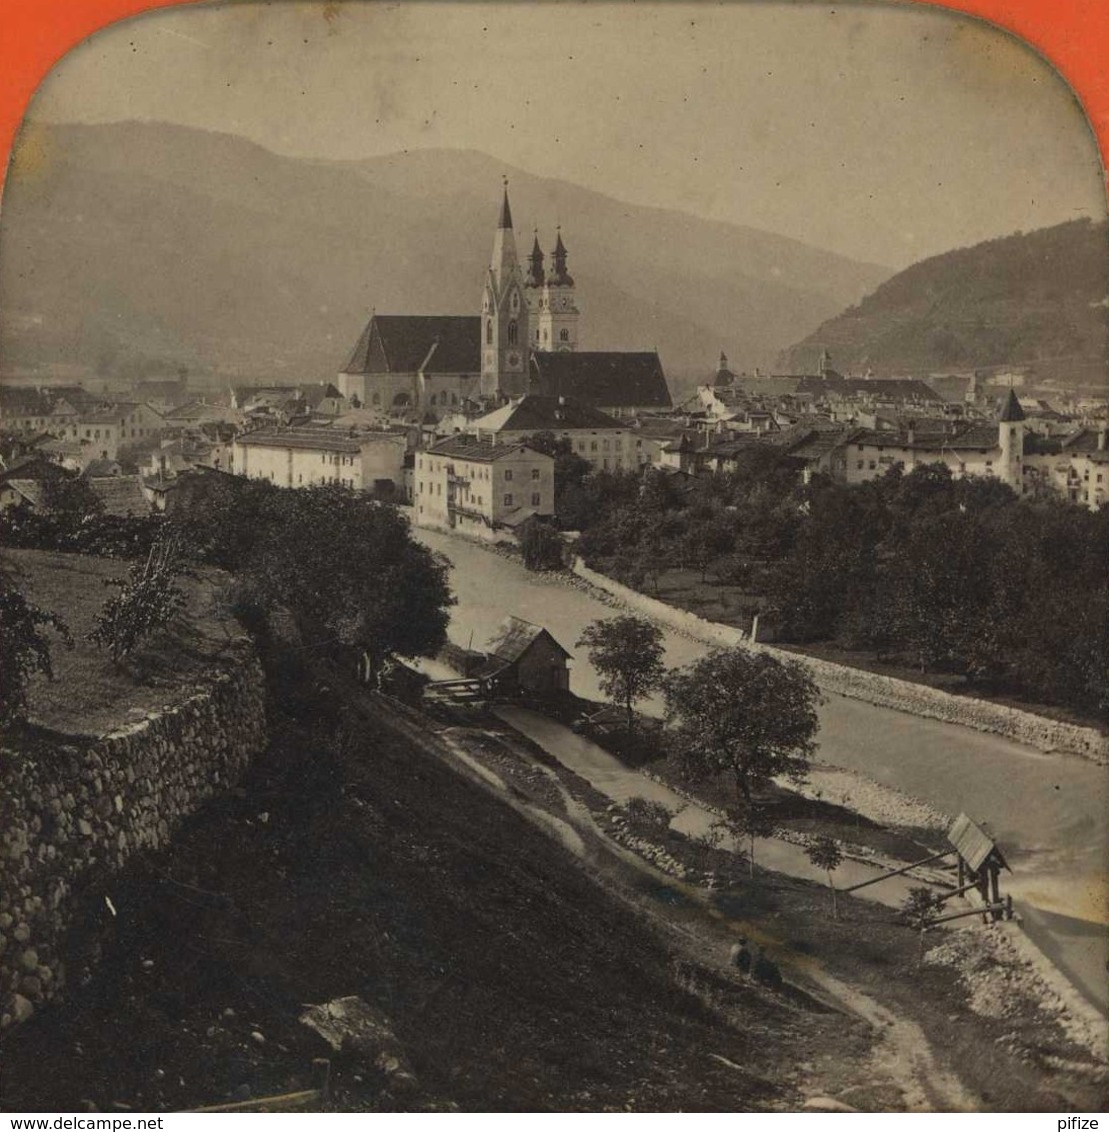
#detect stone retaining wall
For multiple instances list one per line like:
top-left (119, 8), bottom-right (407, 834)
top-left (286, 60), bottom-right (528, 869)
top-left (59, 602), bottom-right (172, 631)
top-left (572, 558), bottom-right (1108, 764)
top-left (0, 640), bottom-right (268, 1030)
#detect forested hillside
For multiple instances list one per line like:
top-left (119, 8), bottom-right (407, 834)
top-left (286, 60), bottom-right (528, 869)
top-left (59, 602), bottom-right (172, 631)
top-left (781, 219), bottom-right (1108, 386)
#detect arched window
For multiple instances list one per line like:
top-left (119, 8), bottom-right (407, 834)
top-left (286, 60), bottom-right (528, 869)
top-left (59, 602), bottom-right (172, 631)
top-left (372, 392), bottom-right (381, 406)
top-left (393, 392), bottom-right (411, 407)
top-left (486, 319), bottom-right (493, 344)
top-left (559, 328), bottom-right (570, 342)
top-left (430, 393), bottom-right (438, 406)
top-left (507, 320), bottom-right (518, 345)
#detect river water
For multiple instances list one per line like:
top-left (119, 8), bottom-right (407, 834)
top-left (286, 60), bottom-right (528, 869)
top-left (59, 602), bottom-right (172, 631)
top-left (412, 527), bottom-right (1109, 1011)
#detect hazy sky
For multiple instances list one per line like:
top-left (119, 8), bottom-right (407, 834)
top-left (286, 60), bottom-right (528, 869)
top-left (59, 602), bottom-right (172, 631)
top-left (27, 0), bottom-right (1107, 267)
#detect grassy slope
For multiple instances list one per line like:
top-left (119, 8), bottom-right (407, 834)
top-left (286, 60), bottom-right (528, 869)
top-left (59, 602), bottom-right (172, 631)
top-left (0, 647), bottom-right (829, 1112)
top-left (3, 549), bottom-right (238, 737)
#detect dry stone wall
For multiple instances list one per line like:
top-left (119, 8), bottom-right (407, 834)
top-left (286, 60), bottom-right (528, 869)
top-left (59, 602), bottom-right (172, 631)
top-left (0, 641), bottom-right (268, 1031)
top-left (572, 559), bottom-right (1108, 764)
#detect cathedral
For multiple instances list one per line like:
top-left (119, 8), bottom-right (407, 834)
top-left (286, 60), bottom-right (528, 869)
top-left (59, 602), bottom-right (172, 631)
top-left (337, 187), bottom-right (670, 419)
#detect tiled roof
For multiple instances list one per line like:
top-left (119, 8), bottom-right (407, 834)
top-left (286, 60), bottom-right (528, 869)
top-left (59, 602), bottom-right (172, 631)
top-left (3, 479), bottom-right (45, 507)
top-left (472, 395), bottom-right (623, 434)
top-left (236, 427), bottom-right (363, 454)
top-left (88, 475), bottom-right (151, 517)
top-left (530, 351), bottom-right (672, 409)
top-left (0, 387), bottom-right (53, 415)
top-left (485, 616), bottom-right (571, 663)
top-left (341, 315), bottom-right (481, 375)
top-left (426, 434), bottom-right (543, 463)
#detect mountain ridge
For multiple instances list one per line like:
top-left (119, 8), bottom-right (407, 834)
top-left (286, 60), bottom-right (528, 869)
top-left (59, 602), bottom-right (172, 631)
top-left (1, 119), bottom-right (890, 386)
top-left (779, 218), bottom-right (1109, 388)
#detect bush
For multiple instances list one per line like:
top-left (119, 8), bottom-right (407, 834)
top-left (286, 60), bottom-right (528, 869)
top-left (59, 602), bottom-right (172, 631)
top-left (622, 796), bottom-right (675, 840)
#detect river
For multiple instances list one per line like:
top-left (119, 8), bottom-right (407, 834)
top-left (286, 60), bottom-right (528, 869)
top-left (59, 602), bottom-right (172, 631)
top-left (412, 526), bottom-right (1109, 1012)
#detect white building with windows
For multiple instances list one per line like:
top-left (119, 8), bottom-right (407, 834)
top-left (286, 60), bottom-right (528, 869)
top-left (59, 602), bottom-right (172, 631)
top-left (462, 394), bottom-right (649, 472)
top-left (233, 427), bottom-right (406, 495)
top-left (413, 435), bottom-right (554, 540)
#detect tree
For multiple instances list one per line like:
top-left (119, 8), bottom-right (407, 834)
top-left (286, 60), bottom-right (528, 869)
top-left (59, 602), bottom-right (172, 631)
top-left (577, 615), bottom-right (666, 732)
top-left (666, 647), bottom-right (820, 807)
top-left (88, 536), bottom-right (186, 661)
top-left (239, 486), bottom-right (453, 682)
top-left (40, 473), bottom-right (105, 526)
top-left (0, 566), bottom-right (71, 731)
top-left (805, 835), bottom-right (844, 919)
top-left (519, 521), bottom-right (564, 572)
top-left (729, 802), bottom-right (776, 878)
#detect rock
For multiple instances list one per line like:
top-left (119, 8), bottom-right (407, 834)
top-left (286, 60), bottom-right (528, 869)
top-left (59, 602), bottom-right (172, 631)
top-left (13, 923), bottom-right (30, 944)
top-left (77, 819), bottom-right (93, 837)
top-left (250, 1030), bottom-right (265, 1045)
top-left (11, 994), bottom-right (34, 1024)
top-left (20, 948), bottom-right (39, 972)
top-left (300, 996), bottom-right (418, 1092)
top-left (20, 975), bottom-right (42, 998)
top-left (229, 1084), bottom-right (251, 1102)
top-left (802, 1097), bottom-right (859, 1112)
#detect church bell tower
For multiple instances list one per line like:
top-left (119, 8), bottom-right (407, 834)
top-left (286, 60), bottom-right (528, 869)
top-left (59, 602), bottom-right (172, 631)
top-left (480, 183), bottom-right (529, 401)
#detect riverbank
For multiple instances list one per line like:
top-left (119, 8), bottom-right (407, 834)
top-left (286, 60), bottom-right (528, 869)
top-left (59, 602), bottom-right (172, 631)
top-left (570, 557), bottom-right (1108, 764)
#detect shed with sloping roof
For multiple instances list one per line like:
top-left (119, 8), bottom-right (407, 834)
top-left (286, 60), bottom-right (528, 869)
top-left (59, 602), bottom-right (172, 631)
top-left (477, 616), bottom-right (572, 698)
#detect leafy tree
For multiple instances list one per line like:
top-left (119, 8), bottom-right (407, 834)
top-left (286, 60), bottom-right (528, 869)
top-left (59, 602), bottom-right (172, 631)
top-left (622, 796), bottom-right (675, 840)
top-left (0, 566), bottom-right (72, 731)
top-left (666, 647), bottom-right (820, 807)
top-left (728, 802), bottom-right (776, 878)
top-left (805, 835), bottom-right (844, 919)
top-left (239, 485), bottom-right (453, 682)
top-left (40, 472), bottom-right (105, 525)
top-left (519, 521), bottom-right (564, 572)
top-left (88, 536), bottom-right (186, 660)
top-left (577, 615), bottom-right (666, 732)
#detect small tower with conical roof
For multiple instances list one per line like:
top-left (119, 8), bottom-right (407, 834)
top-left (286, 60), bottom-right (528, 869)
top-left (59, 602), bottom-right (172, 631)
top-left (536, 226), bottom-right (580, 353)
top-left (480, 183), bottom-right (529, 400)
top-left (997, 386), bottom-right (1025, 491)
top-left (523, 230), bottom-right (546, 345)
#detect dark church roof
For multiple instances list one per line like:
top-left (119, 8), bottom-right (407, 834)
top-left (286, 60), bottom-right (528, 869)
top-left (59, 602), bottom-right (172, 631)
top-left (530, 351), bottom-right (671, 409)
top-left (341, 315), bottom-right (481, 376)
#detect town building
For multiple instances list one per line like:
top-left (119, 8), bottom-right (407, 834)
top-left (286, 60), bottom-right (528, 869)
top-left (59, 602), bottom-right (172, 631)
top-left (463, 394), bottom-right (650, 471)
top-left (413, 435), bottom-right (554, 540)
top-left (59, 402), bottom-right (166, 462)
top-left (233, 426), bottom-right (407, 495)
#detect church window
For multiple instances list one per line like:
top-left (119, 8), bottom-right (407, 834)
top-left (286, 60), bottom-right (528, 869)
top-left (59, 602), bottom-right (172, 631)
top-left (486, 320), bottom-right (493, 345)
top-left (372, 392), bottom-right (381, 405)
top-left (559, 329), bottom-right (570, 342)
top-left (508, 320), bottom-right (518, 345)
top-left (430, 394), bottom-right (437, 406)
top-left (535, 330), bottom-right (540, 342)
top-left (543, 330), bottom-right (549, 343)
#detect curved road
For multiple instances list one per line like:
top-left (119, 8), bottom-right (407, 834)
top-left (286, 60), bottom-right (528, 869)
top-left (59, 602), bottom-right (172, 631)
top-left (413, 527), bottom-right (1109, 1012)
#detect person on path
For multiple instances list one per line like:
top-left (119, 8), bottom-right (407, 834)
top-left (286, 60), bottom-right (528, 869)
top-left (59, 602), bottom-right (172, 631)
top-left (730, 937), bottom-right (752, 977)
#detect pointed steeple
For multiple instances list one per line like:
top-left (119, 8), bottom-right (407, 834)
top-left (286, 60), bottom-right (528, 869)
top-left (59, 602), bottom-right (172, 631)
top-left (488, 180), bottom-right (520, 294)
top-left (525, 230), bottom-right (546, 288)
top-left (499, 180), bottom-right (514, 230)
top-left (998, 386), bottom-right (1025, 422)
top-left (549, 226), bottom-right (574, 286)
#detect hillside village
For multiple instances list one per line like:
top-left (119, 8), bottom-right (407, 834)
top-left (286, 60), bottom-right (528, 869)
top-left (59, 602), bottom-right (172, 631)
top-left (2, 191), bottom-right (1107, 530)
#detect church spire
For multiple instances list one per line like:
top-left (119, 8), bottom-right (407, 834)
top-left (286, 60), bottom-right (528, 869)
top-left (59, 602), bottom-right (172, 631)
top-left (526, 230), bottom-right (545, 288)
top-left (499, 178), bottom-right (513, 230)
top-left (549, 226), bottom-right (573, 286)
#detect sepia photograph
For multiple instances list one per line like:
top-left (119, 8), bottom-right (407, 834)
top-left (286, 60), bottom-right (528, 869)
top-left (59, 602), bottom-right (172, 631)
top-left (0, 0), bottom-right (1106, 1115)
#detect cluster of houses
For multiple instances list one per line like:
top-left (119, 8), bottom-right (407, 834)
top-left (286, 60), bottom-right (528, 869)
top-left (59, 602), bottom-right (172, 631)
top-left (2, 189), bottom-right (1107, 528)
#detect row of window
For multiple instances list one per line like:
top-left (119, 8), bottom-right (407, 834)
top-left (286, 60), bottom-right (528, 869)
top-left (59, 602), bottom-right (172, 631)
top-left (319, 452), bottom-right (356, 466)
